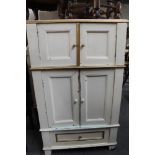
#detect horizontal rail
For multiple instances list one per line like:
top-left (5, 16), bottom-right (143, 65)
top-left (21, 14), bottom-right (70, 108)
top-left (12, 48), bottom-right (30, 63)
top-left (40, 124), bottom-right (120, 132)
top-left (30, 65), bottom-right (125, 71)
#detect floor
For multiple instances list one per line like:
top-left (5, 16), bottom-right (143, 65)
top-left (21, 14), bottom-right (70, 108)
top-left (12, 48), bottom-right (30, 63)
top-left (26, 81), bottom-right (129, 155)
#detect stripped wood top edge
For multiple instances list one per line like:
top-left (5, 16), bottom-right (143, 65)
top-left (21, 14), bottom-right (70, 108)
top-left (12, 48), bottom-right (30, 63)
top-left (30, 65), bottom-right (125, 71)
top-left (26, 19), bottom-right (129, 24)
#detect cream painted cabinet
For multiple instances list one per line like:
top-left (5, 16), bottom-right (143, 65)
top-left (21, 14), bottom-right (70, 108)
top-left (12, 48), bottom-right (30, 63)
top-left (27, 19), bottom-right (128, 155)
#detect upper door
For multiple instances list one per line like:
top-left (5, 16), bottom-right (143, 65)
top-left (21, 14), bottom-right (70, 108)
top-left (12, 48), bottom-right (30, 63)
top-left (80, 69), bottom-right (114, 126)
top-left (80, 24), bottom-right (116, 66)
top-left (37, 24), bottom-right (77, 66)
top-left (42, 70), bottom-right (79, 128)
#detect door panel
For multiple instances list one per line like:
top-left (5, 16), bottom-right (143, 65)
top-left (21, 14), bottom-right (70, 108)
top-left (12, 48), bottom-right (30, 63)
top-left (42, 70), bottom-right (79, 128)
top-left (80, 70), bottom-right (114, 126)
top-left (80, 24), bottom-right (116, 65)
top-left (37, 24), bottom-right (77, 66)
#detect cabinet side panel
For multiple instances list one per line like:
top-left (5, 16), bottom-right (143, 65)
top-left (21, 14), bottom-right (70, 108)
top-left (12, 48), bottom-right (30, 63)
top-left (111, 69), bottom-right (124, 124)
top-left (32, 71), bottom-right (51, 147)
top-left (27, 24), bottom-right (41, 67)
top-left (109, 69), bottom-right (124, 143)
top-left (116, 23), bottom-right (127, 65)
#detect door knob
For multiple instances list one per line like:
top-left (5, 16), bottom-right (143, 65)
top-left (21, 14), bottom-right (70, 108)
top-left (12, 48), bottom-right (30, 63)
top-left (81, 99), bottom-right (85, 104)
top-left (72, 44), bottom-right (77, 49)
top-left (80, 44), bottom-right (85, 48)
top-left (74, 99), bottom-right (78, 104)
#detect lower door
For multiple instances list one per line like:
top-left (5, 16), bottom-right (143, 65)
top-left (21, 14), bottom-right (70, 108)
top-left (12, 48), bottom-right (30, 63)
top-left (80, 69), bottom-right (114, 126)
top-left (42, 70), bottom-right (79, 128)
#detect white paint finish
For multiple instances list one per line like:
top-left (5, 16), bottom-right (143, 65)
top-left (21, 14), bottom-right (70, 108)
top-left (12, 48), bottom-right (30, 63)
top-left (111, 69), bottom-right (124, 124)
top-left (37, 24), bottom-right (77, 66)
top-left (32, 72), bottom-right (49, 128)
top-left (115, 23), bottom-right (127, 65)
top-left (42, 70), bottom-right (79, 128)
top-left (80, 70), bottom-right (114, 126)
top-left (48, 128), bottom-right (110, 147)
top-left (27, 24), bottom-right (41, 67)
top-left (44, 150), bottom-right (52, 155)
top-left (41, 132), bottom-right (52, 148)
top-left (40, 124), bottom-right (119, 132)
top-left (50, 78), bottom-right (73, 123)
top-left (109, 128), bottom-right (118, 143)
top-left (86, 76), bottom-right (106, 121)
top-left (56, 132), bottom-right (104, 142)
top-left (32, 72), bottom-right (51, 148)
top-left (87, 32), bottom-right (108, 57)
top-left (44, 142), bottom-right (117, 150)
top-left (80, 24), bottom-right (116, 65)
top-left (27, 22), bottom-right (128, 151)
top-left (109, 69), bottom-right (124, 143)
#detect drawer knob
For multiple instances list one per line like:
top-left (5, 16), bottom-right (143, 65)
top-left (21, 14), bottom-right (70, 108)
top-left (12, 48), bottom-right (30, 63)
top-left (78, 136), bottom-right (82, 140)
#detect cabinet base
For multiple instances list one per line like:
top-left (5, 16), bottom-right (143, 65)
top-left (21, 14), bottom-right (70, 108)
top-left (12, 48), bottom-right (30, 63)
top-left (44, 150), bottom-right (52, 155)
top-left (43, 142), bottom-right (117, 150)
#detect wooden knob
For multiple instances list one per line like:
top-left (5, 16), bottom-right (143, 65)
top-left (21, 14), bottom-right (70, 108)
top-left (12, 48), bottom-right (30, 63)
top-left (78, 136), bottom-right (82, 140)
top-left (74, 99), bottom-right (78, 104)
top-left (80, 44), bottom-right (85, 48)
top-left (72, 44), bottom-right (77, 49)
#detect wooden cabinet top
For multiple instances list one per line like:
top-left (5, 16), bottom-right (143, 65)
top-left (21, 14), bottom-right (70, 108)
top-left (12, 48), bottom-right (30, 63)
top-left (27, 19), bottom-right (129, 24)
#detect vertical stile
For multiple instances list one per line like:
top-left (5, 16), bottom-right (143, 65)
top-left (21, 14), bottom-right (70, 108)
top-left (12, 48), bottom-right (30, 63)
top-left (76, 23), bottom-right (80, 66)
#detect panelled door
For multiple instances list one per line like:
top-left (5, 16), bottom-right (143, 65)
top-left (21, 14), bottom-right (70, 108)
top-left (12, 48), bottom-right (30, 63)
top-left (37, 24), bottom-right (77, 66)
top-left (80, 70), bottom-right (114, 126)
top-left (80, 24), bottom-right (116, 66)
top-left (42, 70), bottom-right (79, 128)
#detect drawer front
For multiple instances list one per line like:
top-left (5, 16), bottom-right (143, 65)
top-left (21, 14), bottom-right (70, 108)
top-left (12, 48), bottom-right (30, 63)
top-left (56, 131), bottom-right (104, 142)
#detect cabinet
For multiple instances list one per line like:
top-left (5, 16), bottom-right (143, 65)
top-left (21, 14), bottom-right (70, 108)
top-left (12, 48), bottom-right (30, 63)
top-left (27, 19), bottom-right (128, 155)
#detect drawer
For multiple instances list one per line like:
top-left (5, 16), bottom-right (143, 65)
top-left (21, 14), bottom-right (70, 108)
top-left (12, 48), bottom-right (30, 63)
top-left (56, 131), bottom-right (104, 142)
